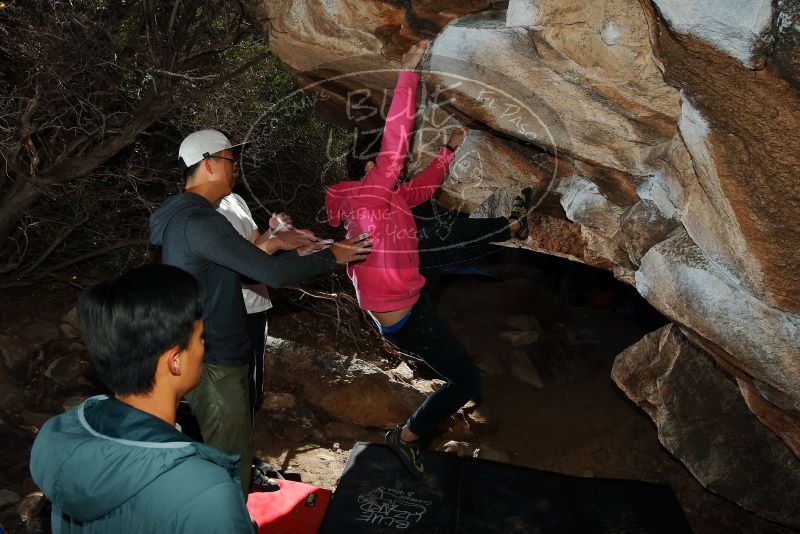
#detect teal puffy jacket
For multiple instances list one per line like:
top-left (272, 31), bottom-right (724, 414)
top-left (30, 395), bottom-right (254, 533)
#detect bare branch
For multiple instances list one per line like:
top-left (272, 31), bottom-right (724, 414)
top-left (150, 69), bottom-right (218, 83)
top-left (0, 239), bottom-right (149, 289)
top-left (7, 214), bottom-right (89, 278)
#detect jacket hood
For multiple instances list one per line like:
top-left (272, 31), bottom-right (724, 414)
top-left (30, 396), bottom-right (235, 522)
top-left (149, 192), bottom-right (211, 246)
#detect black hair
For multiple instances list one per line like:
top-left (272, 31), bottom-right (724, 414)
top-left (346, 130), bottom-right (383, 181)
top-left (346, 153), bottom-right (367, 181)
top-left (77, 264), bottom-right (203, 396)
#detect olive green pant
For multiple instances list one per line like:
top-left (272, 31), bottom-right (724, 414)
top-left (185, 362), bottom-right (252, 496)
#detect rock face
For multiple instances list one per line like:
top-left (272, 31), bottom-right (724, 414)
top-left (650, 0), bottom-right (773, 68)
top-left (426, 5), bottom-right (679, 176)
top-left (244, 0), bottom-right (800, 525)
top-left (737, 377), bottom-right (800, 459)
top-left (636, 230), bottom-right (800, 401)
top-left (774, 0), bottom-right (800, 88)
top-left (264, 338), bottom-right (426, 428)
top-left (612, 324), bottom-right (800, 528)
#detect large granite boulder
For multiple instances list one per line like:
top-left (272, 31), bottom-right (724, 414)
top-left (427, 3), bottom-right (679, 176)
top-left (264, 338), bottom-right (426, 428)
top-left (612, 324), bottom-right (800, 528)
top-left (635, 230), bottom-right (800, 402)
top-left (737, 376), bottom-right (800, 459)
top-left (241, 0), bottom-right (800, 524)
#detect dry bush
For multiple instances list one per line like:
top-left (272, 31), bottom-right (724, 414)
top-left (0, 0), bottom-right (379, 348)
top-left (0, 0), bottom-right (266, 280)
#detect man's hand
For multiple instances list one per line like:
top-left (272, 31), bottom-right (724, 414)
top-left (330, 234), bottom-right (373, 264)
top-left (298, 239), bottom-right (333, 256)
top-left (273, 229), bottom-right (318, 251)
top-left (400, 39), bottom-right (429, 71)
top-left (255, 228), bottom-right (317, 254)
top-left (446, 127), bottom-right (468, 150)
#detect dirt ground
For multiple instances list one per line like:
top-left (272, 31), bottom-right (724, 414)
top-left (0, 251), bottom-right (794, 533)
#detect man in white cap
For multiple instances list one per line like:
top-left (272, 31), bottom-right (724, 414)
top-left (215, 196), bottom-right (294, 427)
top-left (149, 129), bottom-right (372, 495)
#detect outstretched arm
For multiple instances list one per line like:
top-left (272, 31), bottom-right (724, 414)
top-left (396, 147), bottom-right (454, 207)
top-left (188, 213), bottom-right (334, 287)
top-left (361, 41), bottom-right (428, 194)
top-left (187, 212), bottom-right (371, 288)
top-left (397, 128), bottom-right (467, 207)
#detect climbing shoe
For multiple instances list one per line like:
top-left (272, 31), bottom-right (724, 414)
top-left (508, 187), bottom-right (533, 239)
top-left (251, 457), bottom-right (302, 482)
top-left (251, 459), bottom-right (281, 492)
top-left (251, 471), bottom-right (280, 492)
top-left (385, 427), bottom-right (425, 480)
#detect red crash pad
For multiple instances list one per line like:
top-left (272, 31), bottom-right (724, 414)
top-left (247, 479), bottom-right (332, 534)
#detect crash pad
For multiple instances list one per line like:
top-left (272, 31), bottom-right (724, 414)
top-left (320, 442), bottom-right (691, 533)
top-left (248, 479), bottom-right (331, 534)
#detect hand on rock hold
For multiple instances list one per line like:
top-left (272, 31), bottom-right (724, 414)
top-left (447, 127), bottom-right (468, 150)
top-left (401, 39), bottom-right (429, 71)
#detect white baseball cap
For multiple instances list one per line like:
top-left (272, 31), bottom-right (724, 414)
top-left (178, 129), bottom-right (247, 167)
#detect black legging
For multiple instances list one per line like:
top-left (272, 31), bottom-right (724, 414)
top-left (383, 291), bottom-right (481, 437)
top-left (245, 310), bottom-right (268, 424)
top-left (379, 214), bottom-right (511, 439)
top-left (417, 213), bottom-right (511, 291)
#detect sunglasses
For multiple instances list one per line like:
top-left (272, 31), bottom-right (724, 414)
top-left (203, 153), bottom-right (239, 166)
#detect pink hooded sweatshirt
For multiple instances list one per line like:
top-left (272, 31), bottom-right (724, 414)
top-left (325, 71), bottom-right (455, 312)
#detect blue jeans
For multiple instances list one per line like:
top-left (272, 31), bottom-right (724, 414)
top-left (382, 291), bottom-right (481, 438)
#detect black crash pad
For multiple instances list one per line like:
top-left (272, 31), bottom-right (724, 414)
top-left (320, 443), bottom-right (692, 533)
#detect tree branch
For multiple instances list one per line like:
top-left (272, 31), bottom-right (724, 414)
top-left (6, 214), bottom-right (90, 277)
top-left (0, 239), bottom-right (149, 289)
top-left (150, 68), bottom-right (218, 83)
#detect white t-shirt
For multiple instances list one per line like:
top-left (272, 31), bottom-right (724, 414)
top-left (216, 193), bottom-right (273, 314)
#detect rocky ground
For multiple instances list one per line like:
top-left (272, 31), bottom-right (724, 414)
top-left (0, 249), bottom-right (794, 533)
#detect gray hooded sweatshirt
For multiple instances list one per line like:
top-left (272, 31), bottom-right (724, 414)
top-left (149, 192), bottom-right (335, 365)
top-left (30, 395), bottom-right (254, 533)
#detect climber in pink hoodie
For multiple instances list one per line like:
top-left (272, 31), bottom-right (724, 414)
top-left (325, 63), bottom-right (444, 314)
top-left (326, 41), bottom-right (533, 479)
